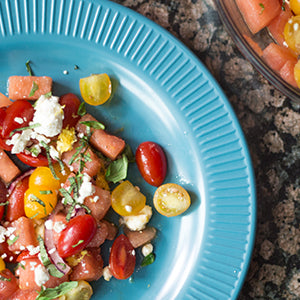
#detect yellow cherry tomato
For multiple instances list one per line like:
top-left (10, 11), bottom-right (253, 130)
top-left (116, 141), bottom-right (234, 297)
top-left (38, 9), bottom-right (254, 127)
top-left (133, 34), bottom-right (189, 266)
top-left (294, 60), bottom-right (300, 88)
top-left (24, 187), bottom-right (58, 219)
top-left (153, 183), bottom-right (191, 217)
top-left (0, 257), bottom-right (5, 271)
top-left (290, 0), bottom-right (300, 15)
top-left (52, 163), bottom-right (71, 185)
top-left (111, 180), bottom-right (146, 216)
top-left (284, 16), bottom-right (300, 54)
top-left (29, 167), bottom-right (60, 191)
top-left (79, 73), bottom-right (112, 106)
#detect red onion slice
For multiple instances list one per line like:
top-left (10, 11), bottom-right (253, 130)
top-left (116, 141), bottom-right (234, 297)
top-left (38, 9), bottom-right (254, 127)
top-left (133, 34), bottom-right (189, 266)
top-left (44, 212), bottom-right (71, 275)
top-left (8, 168), bottom-right (34, 195)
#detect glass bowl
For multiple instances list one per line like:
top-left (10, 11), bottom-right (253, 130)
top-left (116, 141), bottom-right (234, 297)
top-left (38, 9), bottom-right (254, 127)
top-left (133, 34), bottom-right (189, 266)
top-left (213, 0), bottom-right (300, 103)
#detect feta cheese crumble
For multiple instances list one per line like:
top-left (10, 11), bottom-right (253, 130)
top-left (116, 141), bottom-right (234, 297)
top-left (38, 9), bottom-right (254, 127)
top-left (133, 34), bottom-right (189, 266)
top-left (122, 205), bottom-right (153, 231)
top-left (34, 264), bottom-right (50, 286)
top-left (31, 95), bottom-right (64, 137)
top-left (77, 174), bottom-right (95, 204)
top-left (142, 243), bottom-right (153, 257)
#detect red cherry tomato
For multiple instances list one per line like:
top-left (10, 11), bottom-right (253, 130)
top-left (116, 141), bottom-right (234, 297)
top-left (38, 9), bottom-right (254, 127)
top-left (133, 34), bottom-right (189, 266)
top-left (57, 214), bottom-right (97, 258)
top-left (59, 93), bottom-right (81, 128)
top-left (0, 108), bottom-right (12, 151)
top-left (0, 180), bottom-right (7, 220)
top-left (6, 175), bottom-right (29, 222)
top-left (135, 141), bottom-right (167, 187)
top-left (16, 152), bottom-right (52, 167)
top-left (1, 100), bottom-right (34, 138)
top-left (16, 250), bottom-right (38, 262)
top-left (109, 234), bottom-right (136, 280)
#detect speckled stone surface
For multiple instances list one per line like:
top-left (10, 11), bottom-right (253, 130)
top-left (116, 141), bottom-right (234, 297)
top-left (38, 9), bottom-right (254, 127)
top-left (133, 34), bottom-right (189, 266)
top-left (113, 0), bottom-right (300, 299)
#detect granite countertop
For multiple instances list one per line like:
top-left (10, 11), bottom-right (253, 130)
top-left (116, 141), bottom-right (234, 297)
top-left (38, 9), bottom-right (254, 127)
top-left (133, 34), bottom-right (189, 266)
top-left (114, 0), bottom-right (300, 299)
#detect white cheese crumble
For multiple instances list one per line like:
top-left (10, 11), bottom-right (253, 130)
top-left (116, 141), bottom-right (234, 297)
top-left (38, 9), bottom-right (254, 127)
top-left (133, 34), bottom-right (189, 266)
top-left (44, 219), bottom-right (53, 230)
top-left (31, 95), bottom-right (64, 137)
top-left (125, 205), bottom-right (132, 213)
top-left (53, 221), bottom-right (67, 233)
top-left (14, 117), bottom-right (24, 124)
top-left (142, 243), bottom-right (153, 257)
top-left (77, 174), bottom-right (95, 204)
top-left (27, 245), bottom-right (40, 255)
top-left (0, 226), bottom-right (6, 243)
top-left (49, 145), bottom-right (60, 160)
top-left (7, 129), bottom-right (32, 154)
top-left (122, 205), bottom-right (152, 231)
top-left (34, 264), bottom-right (50, 286)
top-left (103, 266), bottom-right (113, 281)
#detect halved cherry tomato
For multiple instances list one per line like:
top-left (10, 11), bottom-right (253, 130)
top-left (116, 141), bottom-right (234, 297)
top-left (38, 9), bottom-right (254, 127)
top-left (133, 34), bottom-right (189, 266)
top-left (290, 0), bottom-right (300, 15)
top-left (0, 180), bottom-right (7, 220)
top-left (16, 152), bottom-right (51, 167)
top-left (29, 167), bottom-right (60, 191)
top-left (57, 214), bottom-right (97, 258)
top-left (16, 250), bottom-right (38, 262)
top-left (0, 257), bottom-right (5, 271)
top-left (1, 100), bottom-right (34, 138)
top-left (109, 234), bottom-right (136, 280)
top-left (0, 137), bottom-right (12, 151)
top-left (59, 93), bottom-right (81, 128)
top-left (111, 180), bottom-right (146, 216)
top-left (135, 141), bottom-right (167, 187)
top-left (284, 16), bottom-right (300, 54)
top-left (79, 73), bottom-right (112, 106)
top-left (6, 175), bottom-right (29, 222)
top-left (153, 183), bottom-right (191, 217)
top-left (0, 108), bottom-right (12, 151)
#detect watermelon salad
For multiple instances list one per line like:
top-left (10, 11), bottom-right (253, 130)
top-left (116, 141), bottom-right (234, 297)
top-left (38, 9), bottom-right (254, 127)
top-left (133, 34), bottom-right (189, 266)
top-left (0, 69), bottom-right (191, 299)
top-left (236, 0), bottom-right (300, 88)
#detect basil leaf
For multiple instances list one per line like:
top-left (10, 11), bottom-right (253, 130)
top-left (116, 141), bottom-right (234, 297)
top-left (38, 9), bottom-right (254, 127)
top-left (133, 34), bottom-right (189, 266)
top-left (0, 201), bottom-right (9, 207)
top-left (7, 235), bottom-right (19, 246)
top-left (123, 144), bottom-right (135, 163)
top-left (9, 123), bottom-right (41, 137)
top-left (72, 239), bottom-right (84, 248)
top-left (141, 253), bottom-right (155, 267)
top-left (105, 154), bottom-right (128, 183)
top-left (29, 81), bottom-right (39, 97)
top-left (25, 60), bottom-right (33, 76)
top-left (80, 120), bottom-right (105, 130)
top-left (36, 281), bottom-right (78, 300)
top-left (77, 102), bottom-right (86, 116)
top-left (39, 190), bottom-right (52, 195)
top-left (30, 194), bottom-right (46, 207)
top-left (47, 264), bottom-right (64, 278)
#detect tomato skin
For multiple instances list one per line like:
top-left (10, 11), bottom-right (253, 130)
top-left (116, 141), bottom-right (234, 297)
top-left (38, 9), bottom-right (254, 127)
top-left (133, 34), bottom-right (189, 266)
top-left (0, 108), bottom-right (12, 151)
top-left (135, 141), bottom-right (167, 187)
top-left (57, 214), bottom-right (97, 258)
top-left (109, 234), bottom-right (136, 280)
top-left (16, 152), bottom-right (51, 167)
top-left (16, 250), bottom-right (38, 262)
top-left (0, 179), bottom-right (7, 220)
top-left (6, 175), bottom-right (29, 222)
top-left (0, 241), bottom-right (18, 263)
top-left (59, 93), bottom-right (81, 128)
top-left (1, 100), bottom-right (34, 138)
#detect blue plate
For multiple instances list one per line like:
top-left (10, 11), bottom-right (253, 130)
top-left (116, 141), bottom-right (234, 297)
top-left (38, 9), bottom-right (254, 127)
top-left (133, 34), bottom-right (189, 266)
top-left (0, 0), bottom-right (256, 299)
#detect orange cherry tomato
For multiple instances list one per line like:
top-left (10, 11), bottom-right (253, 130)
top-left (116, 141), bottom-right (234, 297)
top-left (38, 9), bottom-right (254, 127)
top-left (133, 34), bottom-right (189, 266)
top-left (109, 234), bottom-right (136, 280)
top-left (29, 167), bottom-right (60, 191)
top-left (111, 180), bottom-right (146, 216)
top-left (153, 183), bottom-right (191, 217)
top-left (290, 0), bottom-right (300, 15)
top-left (284, 16), bottom-right (300, 54)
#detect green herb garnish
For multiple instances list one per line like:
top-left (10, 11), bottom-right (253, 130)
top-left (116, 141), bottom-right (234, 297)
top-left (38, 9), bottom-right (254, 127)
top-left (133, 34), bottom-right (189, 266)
top-left (259, 3), bottom-right (265, 14)
top-left (40, 141), bottom-right (59, 180)
top-left (80, 120), bottom-right (105, 130)
top-left (105, 154), bottom-right (128, 183)
top-left (77, 102), bottom-right (86, 116)
top-left (72, 240), bottom-right (84, 248)
top-left (7, 235), bottom-right (19, 246)
top-left (25, 60), bottom-right (33, 76)
top-left (44, 91), bottom-right (52, 98)
top-left (0, 275), bottom-right (11, 281)
top-left (30, 194), bottom-right (46, 207)
top-left (36, 281), bottom-right (78, 300)
top-left (9, 123), bottom-right (41, 137)
top-left (0, 201), bottom-right (9, 206)
top-left (29, 81), bottom-right (39, 97)
top-left (39, 190), bottom-right (53, 195)
top-left (141, 253), bottom-right (155, 267)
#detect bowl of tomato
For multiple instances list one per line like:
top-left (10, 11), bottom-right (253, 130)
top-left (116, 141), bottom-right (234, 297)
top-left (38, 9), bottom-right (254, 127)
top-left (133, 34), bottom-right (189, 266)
top-left (214, 0), bottom-right (300, 102)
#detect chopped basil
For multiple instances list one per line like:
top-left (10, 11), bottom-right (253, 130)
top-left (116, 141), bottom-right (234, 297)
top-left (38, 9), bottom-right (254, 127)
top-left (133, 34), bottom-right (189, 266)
top-left (47, 264), bottom-right (65, 278)
top-left (25, 60), bottom-right (33, 76)
top-left (105, 154), bottom-right (128, 183)
top-left (72, 239), bottom-right (84, 248)
top-left (59, 188), bottom-right (74, 205)
top-left (141, 253), bottom-right (155, 267)
top-left (39, 190), bottom-right (53, 195)
top-left (36, 281), bottom-right (78, 300)
top-left (9, 123), bottom-right (41, 137)
top-left (0, 275), bottom-right (11, 281)
top-left (7, 235), bottom-right (19, 246)
top-left (259, 3), bottom-right (265, 14)
top-left (68, 143), bottom-right (85, 166)
top-left (0, 201), bottom-right (9, 206)
top-left (44, 91), bottom-right (52, 98)
top-left (282, 0), bottom-right (286, 11)
top-left (30, 194), bottom-right (46, 207)
top-left (29, 81), bottom-right (39, 97)
top-left (77, 102), bottom-right (86, 116)
top-left (40, 141), bottom-right (59, 180)
top-left (80, 120), bottom-right (105, 130)
top-left (66, 202), bottom-right (76, 222)
top-left (123, 143), bottom-right (135, 163)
